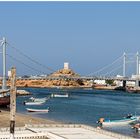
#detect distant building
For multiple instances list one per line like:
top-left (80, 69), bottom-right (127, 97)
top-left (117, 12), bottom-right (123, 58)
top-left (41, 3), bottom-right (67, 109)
top-left (116, 75), bottom-right (124, 78)
top-left (114, 80), bottom-right (123, 87)
top-left (126, 81), bottom-right (135, 87)
top-left (94, 80), bottom-right (106, 85)
top-left (131, 74), bottom-right (140, 79)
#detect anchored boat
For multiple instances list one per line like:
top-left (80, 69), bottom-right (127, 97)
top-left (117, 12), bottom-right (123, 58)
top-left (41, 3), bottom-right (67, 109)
top-left (24, 100), bottom-right (45, 105)
top-left (0, 93), bottom-right (10, 106)
top-left (26, 107), bottom-right (49, 113)
top-left (29, 97), bottom-right (49, 102)
top-left (51, 93), bottom-right (69, 98)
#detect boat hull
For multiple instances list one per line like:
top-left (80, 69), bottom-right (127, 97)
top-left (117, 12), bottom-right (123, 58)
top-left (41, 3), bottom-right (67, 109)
top-left (103, 117), bottom-right (137, 125)
top-left (26, 108), bottom-right (49, 113)
top-left (51, 94), bottom-right (69, 98)
top-left (24, 101), bottom-right (45, 105)
top-left (0, 96), bottom-right (10, 106)
top-left (30, 97), bottom-right (49, 102)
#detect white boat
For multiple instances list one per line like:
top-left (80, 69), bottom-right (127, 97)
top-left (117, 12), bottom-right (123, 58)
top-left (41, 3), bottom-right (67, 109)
top-left (29, 97), bottom-right (49, 102)
top-left (24, 100), bottom-right (45, 105)
top-left (17, 90), bottom-right (31, 96)
top-left (26, 107), bottom-right (49, 113)
top-left (103, 116), bottom-right (138, 125)
top-left (51, 93), bottom-right (69, 98)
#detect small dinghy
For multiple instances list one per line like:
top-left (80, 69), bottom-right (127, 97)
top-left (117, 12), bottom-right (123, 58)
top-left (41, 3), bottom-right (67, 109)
top-left (51, 93), bottom-right (69, 98)
top-left (26, 107), bottom-right (49, 113)
top-left (24, 100), bottom-right (45, 105)
top-left (29, 97), bottom-right (49, 102)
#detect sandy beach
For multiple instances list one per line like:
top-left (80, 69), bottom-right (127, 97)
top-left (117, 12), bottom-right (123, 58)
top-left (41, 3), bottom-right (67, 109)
top-left (0, 109), bottom-right (59, 127)
top-left (0, 109), bottom-right (133, 139)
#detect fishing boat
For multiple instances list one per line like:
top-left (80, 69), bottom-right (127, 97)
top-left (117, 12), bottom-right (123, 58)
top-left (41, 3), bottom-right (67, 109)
top-left (17, 90), bottom-right (31, 96)
top-left (51, 93), bottom-right (69, 98)
top-left (29, 97), bottom-right (49, 102)
top-left (0, 93), bottom-right (10, 106)
top-left (24, 100), bottom-right (45, 105)
top-left (26, 107), bottom-right (49, 113)
top-left (102, 116), bottom-right (138, 125)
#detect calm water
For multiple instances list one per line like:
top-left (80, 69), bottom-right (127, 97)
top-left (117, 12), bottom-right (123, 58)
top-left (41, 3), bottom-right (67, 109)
top-left (16, 88), bottom-right (140, 138)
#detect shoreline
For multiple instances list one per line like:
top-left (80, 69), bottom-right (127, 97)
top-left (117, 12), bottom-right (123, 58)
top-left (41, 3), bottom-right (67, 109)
top-left (0, 109), bottom-right (62, 127)
top-left (0, 110), bottom-right (134, 139)
top-left (3, 83), bottom-right (140, 94)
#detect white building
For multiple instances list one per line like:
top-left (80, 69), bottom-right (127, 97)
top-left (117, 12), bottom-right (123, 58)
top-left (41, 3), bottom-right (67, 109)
top-left (94, 80), bottom-right (106, 85)
top-left (131, 74), bottom-right (140, 79)
top-left (114, 80), bottom-right (123, 87)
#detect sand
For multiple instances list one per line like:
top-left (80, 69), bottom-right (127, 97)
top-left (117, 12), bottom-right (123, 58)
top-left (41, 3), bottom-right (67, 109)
top-left (0, 109), bottom-right (59, 127)
top-left (0, 110), bottom-right (132, 139)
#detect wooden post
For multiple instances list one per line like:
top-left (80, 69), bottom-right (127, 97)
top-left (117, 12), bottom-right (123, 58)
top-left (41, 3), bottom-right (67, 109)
top-left (10, 67), bottom-right (16, 139)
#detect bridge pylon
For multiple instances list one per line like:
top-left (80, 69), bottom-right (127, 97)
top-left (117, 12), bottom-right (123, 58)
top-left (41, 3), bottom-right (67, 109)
top-left (123, 52), bottom-right (126, 77)
top-left (136, 52), bottom-right (139, 87)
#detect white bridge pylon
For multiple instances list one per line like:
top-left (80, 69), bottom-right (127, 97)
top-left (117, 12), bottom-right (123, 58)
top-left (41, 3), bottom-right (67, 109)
top-left (0, 37), bottom-right (7, 90)
top-left (88, 52), bottom-right (139, 78)
top-left (123, 52), bottom-right (139, 77)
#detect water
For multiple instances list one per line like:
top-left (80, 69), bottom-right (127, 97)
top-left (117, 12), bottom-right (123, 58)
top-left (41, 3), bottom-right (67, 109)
top-left (16, 88), bottom-right (140, 138)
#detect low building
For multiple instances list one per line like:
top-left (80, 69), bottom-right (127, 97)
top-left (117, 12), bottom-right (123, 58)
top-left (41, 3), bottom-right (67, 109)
top-left (94, 80), bottom-right (106, 85)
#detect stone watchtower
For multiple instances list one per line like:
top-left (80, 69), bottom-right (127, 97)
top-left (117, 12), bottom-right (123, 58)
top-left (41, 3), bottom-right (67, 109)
top-left (64, 62), bottom-right (69, 70)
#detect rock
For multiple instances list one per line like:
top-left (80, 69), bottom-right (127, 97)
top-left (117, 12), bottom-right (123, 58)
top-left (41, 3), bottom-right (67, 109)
top-left (0, 68), bottom-right (87, 88)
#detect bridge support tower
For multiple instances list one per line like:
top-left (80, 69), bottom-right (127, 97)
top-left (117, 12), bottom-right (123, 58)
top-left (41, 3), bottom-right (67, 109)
top-left (123, 52), bottom-right (126, 77)
top-left (136, 52), bottom-right (139, 87)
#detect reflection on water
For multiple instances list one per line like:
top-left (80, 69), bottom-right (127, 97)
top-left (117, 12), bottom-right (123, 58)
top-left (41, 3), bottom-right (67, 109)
top-left (16, 88), bottom-right (140, 138)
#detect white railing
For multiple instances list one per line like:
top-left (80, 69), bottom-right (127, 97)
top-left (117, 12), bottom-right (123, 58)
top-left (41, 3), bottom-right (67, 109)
top-left (25, 124), bottom-right (133, 139)
top-left (0, 124), bottom-right (134, 139)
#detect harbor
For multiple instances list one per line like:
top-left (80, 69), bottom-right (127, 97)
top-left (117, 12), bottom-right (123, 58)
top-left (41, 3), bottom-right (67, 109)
top-left (0, 110), bottom-right (134, 139)
top-left (0, 1), bottom-right (140, 139)
top-left (0, 38), bottom-right (139, 138)
top-left (0, 87), bottom-right (139, 139)
top-left (13, 87), bottom-right (140, 138)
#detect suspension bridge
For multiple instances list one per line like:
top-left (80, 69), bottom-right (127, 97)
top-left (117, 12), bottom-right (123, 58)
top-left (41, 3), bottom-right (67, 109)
top-left (0, 37), bottom-right (140, 89)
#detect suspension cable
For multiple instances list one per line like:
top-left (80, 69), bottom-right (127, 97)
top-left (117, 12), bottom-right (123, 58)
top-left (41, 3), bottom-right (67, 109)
top-left (87, 55), bottom-right (123, 76)
top-left (103, 65), bottom-right (123, 76)
top-left (7, 54), bottom-right (47, 75)
top-left (7, 42), bottom-right (55, 72)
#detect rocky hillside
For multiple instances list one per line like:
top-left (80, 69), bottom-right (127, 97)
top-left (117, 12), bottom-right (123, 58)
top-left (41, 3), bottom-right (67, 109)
top-left (49, 68), bottom-right (80, 77)
top-left (3, 68), bottom-right (86, 88)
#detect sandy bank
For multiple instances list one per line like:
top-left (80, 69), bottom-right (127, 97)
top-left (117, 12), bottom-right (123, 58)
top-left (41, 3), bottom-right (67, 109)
top-left (0, 110), bottom-right (61, 127)
top-left (0, 110), bottom-right (133, 139)
top-left (93, 85), bottom-right (116, 90)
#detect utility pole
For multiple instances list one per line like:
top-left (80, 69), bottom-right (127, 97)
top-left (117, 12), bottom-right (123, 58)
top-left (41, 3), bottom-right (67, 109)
top-left (136, 52), bottom-right (139, 87)
top-left (123, 52), bottom-right (126, 77)
top-left (136, 52), bottom-right (139, 75)
top-left (10, 67), bottom-right (16, 139)
top-left (2, 37), bottom-right (7, 90)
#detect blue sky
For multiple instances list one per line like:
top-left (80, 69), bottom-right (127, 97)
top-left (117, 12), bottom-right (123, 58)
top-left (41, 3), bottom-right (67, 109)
top-left (0, 2), bottom-right (140, 76)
